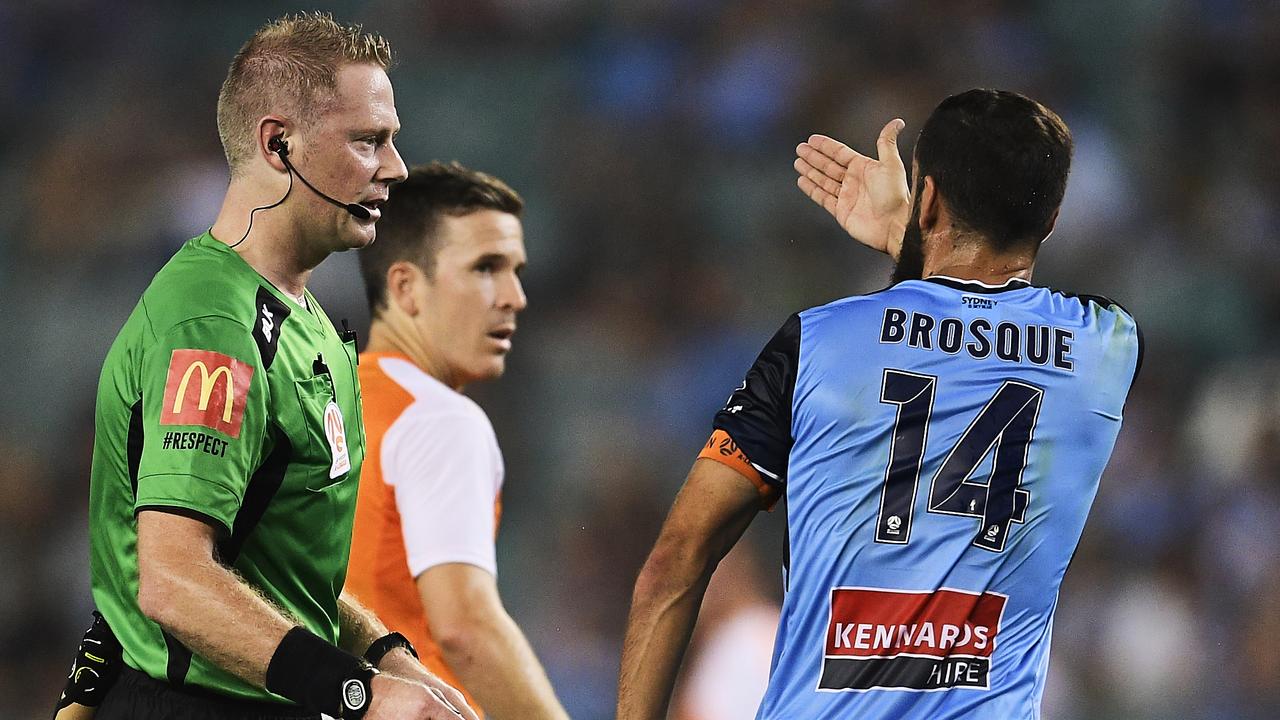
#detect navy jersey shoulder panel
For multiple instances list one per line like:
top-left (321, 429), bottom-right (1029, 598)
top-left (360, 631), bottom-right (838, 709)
top-left (1132, 319), bottom-right (1145, 386)
top-left (712, 314), bottom-right (801, 485)
top-left (1044, 286), bottom-right (1144, 386)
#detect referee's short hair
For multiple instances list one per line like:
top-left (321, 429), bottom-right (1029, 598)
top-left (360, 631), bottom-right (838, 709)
top-left (217, 11), bottom-right (392, 175)
top-left (915, 89), bottom-right (1073, 251)
top-left (360, 162), bottom-right (524, 317)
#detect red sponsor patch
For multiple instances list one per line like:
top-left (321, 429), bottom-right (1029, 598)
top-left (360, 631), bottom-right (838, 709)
top-left (160, 349), bottom-right (255, 438)
top-left (826, 587), bottom-right (1006, 658)
top-left (819, 587), bottom-right (1007, 691)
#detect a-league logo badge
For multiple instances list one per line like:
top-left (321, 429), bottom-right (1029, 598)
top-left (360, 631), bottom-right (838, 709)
top-left (324, 400), bottom-right (351, 479)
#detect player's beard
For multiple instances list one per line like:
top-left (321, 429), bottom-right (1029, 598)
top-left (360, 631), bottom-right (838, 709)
top-left (891, 194), bottom-right (925, 284)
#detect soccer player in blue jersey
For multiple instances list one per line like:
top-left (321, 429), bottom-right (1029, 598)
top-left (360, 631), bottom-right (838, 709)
top-left (617, 89), bottom-right (1142, 720)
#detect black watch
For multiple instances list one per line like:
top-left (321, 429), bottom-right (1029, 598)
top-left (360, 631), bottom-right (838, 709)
top-left (364, 631), bottom-right (419, 667)
top-left (340, 661), bottom-right (379, 719)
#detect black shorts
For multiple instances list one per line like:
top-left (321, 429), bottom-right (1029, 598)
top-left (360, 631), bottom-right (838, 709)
top-left (97, 667), bottom-right (320, 720)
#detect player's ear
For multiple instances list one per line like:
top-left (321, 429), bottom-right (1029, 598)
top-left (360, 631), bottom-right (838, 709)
top-left (919, 176), bottom-right (940, 233)
top-left (386, 261), bottom-right (422, 317)
top-left (1042, 207), bottom-right (1061, 242)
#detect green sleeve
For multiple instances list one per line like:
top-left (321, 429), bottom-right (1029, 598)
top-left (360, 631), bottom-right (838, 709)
top-left (134, 315), bottom-right (269, 535)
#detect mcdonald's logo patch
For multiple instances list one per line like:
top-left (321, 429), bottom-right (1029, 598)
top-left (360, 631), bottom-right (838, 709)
top-left (160, 349), bottom-right (255, 438)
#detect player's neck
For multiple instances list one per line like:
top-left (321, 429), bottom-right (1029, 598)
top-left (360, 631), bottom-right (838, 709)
top-left (921, 235), bottom-right (1036, 286)
top-left (210, 181), bottom-right (320, 298)
top-left (366, 317), bottom-right (466, 392)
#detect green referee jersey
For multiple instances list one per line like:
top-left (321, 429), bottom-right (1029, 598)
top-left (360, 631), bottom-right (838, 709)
top-left (88, 231), bottom-right (366, 704)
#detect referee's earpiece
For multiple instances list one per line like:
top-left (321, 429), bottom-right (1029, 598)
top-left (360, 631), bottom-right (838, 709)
top-left (263, 134), bottom-right (372, 221)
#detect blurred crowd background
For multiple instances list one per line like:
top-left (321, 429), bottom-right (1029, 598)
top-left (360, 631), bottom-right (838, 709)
top-left (2, 1), bottom-right (1279, 718)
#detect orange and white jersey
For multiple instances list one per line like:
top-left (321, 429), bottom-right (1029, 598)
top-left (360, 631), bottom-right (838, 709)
top-left (347, 352), bottom-right (503, 714)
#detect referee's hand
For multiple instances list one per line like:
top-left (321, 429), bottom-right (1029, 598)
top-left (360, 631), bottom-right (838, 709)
top-left (367, 674), bottom-right (474, 720)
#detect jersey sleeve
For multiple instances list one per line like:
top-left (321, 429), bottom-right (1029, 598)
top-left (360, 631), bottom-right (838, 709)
top-left (1119, 306), bottom-right (1143, 389)
top-left (383, 408), bottom-right (501, 578)
top-left (702, 314), bottom-right (801, 495)
top-left (134, 315), bottom-right (269, 536)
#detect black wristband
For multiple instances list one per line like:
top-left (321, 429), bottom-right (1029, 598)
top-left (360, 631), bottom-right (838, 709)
top-left (266, 627), bottom-right (372, 717)
top-left (364, 631), bottom-right (419, 667)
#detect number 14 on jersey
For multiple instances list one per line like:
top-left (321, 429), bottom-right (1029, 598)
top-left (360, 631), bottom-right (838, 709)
top-left (876, 368), bottom-right (1043, 553)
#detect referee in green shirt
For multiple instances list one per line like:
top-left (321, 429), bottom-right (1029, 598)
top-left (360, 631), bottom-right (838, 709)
top-left (55, 13), bottom-right (476, 720)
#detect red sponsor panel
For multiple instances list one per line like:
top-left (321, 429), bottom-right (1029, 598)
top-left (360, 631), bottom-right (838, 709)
top-left (825, 587), bottom-right (1006, 659)
top-left (160, 349), bottom-right (255, 438)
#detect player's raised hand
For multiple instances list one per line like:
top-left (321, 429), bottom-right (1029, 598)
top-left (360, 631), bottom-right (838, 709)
top-left (794, 119), bottom-right (911, 259)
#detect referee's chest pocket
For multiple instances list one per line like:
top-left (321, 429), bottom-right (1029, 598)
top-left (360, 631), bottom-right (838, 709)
top-left (294, 375), bottom-right (353, 491)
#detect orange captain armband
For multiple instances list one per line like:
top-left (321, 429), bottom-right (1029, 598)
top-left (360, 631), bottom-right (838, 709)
top-left (698, 429), bottom-right (782, 510)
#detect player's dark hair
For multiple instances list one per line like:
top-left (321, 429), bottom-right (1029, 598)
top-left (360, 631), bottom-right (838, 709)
top-left (915, 89), bottom-right (1073, 251)
top-left (359, 162), bottom-right (524, 316)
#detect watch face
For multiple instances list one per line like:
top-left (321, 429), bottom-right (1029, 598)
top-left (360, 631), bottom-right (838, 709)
top-left (342, 677), bottom-right (369, 712)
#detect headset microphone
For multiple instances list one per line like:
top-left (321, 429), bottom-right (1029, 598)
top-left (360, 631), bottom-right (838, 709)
top-left (267, 136), bottom-right (372, 220)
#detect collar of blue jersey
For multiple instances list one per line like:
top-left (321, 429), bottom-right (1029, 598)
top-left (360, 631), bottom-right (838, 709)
top-left (922, 275), bottom-right (1032, 294)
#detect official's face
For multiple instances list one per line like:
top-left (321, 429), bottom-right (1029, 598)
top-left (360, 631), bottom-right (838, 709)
top-left (296, 63), bottom-right (407, 252)
top-left (413, 210), bottom-right (528, 388)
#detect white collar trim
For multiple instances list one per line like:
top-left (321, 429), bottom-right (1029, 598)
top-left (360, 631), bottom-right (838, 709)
top-left (925, 275), bottom-right (1031, 289)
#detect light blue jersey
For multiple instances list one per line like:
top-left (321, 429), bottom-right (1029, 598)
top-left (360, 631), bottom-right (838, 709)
top-left (712, 276), bottom-right (1141, 720)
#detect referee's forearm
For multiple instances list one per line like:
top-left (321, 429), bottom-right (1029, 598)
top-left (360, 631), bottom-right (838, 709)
top-left (336, 591), bottom-right (389, 655)
top-left (136, 510), bottom-right (302, 689)
top-left (138, 552), bottom-right (293, 687)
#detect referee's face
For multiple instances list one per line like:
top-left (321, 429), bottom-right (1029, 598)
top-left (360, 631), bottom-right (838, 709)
top-left (297, 63), bottom-right (407, 253)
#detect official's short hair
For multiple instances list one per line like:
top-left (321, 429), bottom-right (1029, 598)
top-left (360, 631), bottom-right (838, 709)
top-left (360, 162), bottom-right (525, 316)
top-left (217, 11), bottom-right (392, 174)
top-left (915, 89), bottom-right (1073, 250)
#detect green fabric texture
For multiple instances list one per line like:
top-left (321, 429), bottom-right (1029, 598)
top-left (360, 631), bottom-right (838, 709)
top-left (89, 232), bottom-right (365, 704)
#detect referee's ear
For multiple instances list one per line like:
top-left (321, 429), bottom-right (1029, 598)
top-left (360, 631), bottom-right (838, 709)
top-left (385, 260), bottom-right (424, 318)
top-left (257, 116), bottom-right (290, 174)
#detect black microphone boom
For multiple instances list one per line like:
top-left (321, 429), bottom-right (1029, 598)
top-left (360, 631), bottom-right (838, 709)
top-left (279, 154), bottom-right (371, 220)
top-left (268, 136), bottom-right (371, 220)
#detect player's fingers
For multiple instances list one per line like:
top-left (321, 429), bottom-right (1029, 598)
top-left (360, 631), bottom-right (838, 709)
top-left (876, 118), bottom-right (907, 166)
top-left (794, 157), bottom-right (842, 196)
top-left (796, 142), bottom-right (851, 183)
top-left (806, 134), bottom-right (861, 167)
top-left (797, 175), bottom-right (839, 216)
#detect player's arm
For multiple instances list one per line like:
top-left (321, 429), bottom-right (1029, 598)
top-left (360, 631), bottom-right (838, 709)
top-left (616, 458), bottom-right (765, 720)
top-left (794, 118), bottom-right (912, 258)
top-left (620, 314), bottom-right (797, 720)
top-left (386, 408), bottom-right (567, 720)
top-left (418, 564), bottom-right (569, 720)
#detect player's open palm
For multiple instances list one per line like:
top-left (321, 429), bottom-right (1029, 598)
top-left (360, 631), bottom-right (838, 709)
top-left (367, 673), bottom-right (478, 720)
top-left (794, 119), bottom-right (911, 259)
